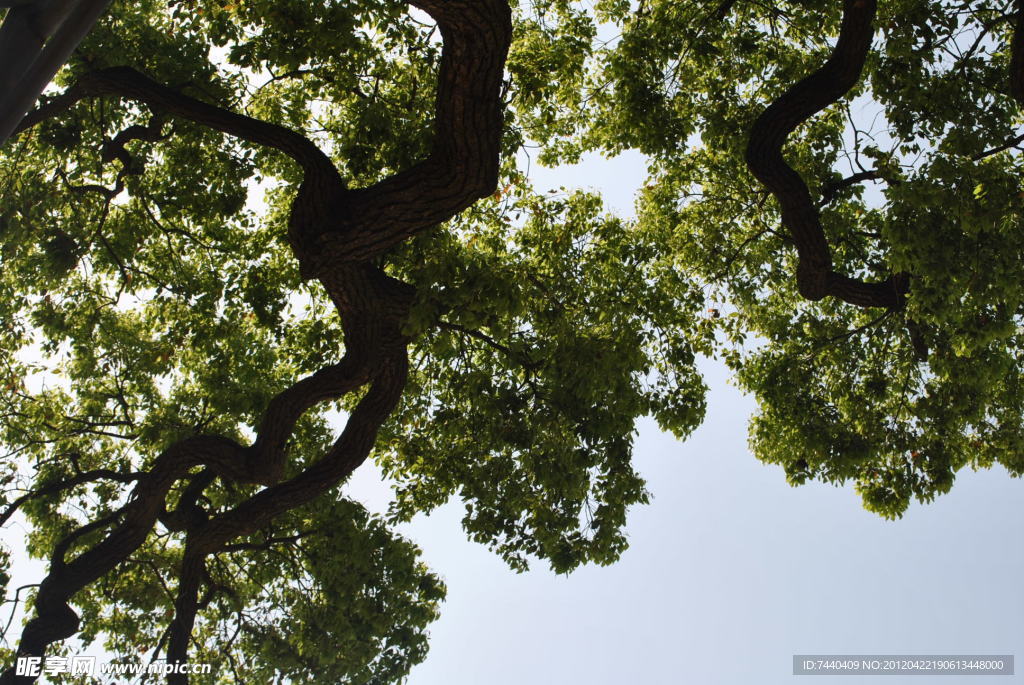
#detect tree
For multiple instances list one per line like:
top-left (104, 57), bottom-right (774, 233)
top-left (0, 0), bottom-right (705, 681)
top-left (0, 0), bottom-right (1021, 682)
top-left (525, 0), bottom-right (1024, 517)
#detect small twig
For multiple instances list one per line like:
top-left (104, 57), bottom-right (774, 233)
top-left (0, 584), bottom-right (41, 645)
top-left (971, 131), bottom-right (1024, 160)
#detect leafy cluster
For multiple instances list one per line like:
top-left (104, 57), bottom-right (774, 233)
top-left (523, 0), bottom-right (1024, 517)
top-left (380, 183), bottom-right (705, 572)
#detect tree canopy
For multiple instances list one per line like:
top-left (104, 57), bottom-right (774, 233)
top-left (0, 0), bottom-right (1021, 682)
top-left (570, 0), bottom-right (1024, 517)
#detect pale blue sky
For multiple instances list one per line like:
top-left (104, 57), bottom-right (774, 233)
top-left (353, 360), bottom-right (1023, 685)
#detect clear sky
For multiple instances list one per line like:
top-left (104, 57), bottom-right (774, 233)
top-left (346, 150), bottom-right (1024, 685)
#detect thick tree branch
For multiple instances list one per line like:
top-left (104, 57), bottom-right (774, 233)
top-left (165, 552), bottom-right (204, 684)
top-left (2, 0), bottom-right (512, 679)
top-left (13, 0), bottom-right (511, 278)
top-left (0, 331), bottom-right (388, 678)
top-left (163, 326), bottom-right (408, 681)
top-left (313, 0), bottom-right (513, 266)
top-left (0, 437), bottom-right (240, 684)
top-left (746, 0), bottom-right (907, 309)
top-left (243, 354), bottom-right (372, 484)
top-left (12, 65), bottom-right (348, 279)
top-left (187, 322), bottom-right (409, 560)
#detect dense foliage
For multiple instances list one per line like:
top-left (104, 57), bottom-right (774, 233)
top-left (525, 0), bottom-right (1024, 517)
top-left (0, 0), bottom-right (1021, 682)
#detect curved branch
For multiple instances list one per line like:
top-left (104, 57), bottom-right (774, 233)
top-left (2, 270), bottom-right (412, 680)
top-left (14, 66), bottom-right (340, 183)
top-left (100, 112), bottom-right (169, 170)
top-left (0, 467), bottom-right (141, 528)
top-left (164, 334), bottom-right (408, 680)
top-left (159, 469), bottom-right (215, 532)
top-left (0, 436), bottom-right (246, 684)
top-left (191, 326), bottom-right (409, 559)
top-left (746, 0), bottom-right (907, 309)
top-left (243, 355), bottom-right (371, 484)
top-left (316, 0), bottom-right (513, 265)
top-left (0, 352), bottom-right (377, 681)
top-left (2, 1), bottom-right (511, 678)
top-left (12, 0), bottom-right (512, 276)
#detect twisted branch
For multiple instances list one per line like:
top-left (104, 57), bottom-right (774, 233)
top-left (2, 0), bottom-right (512, 680)
top-left (165, 337), bottom-right (408, 681)
top-left (316, 0), bottom-right (513, 266)
top-left (746, 0), bottom-right (907, 309)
